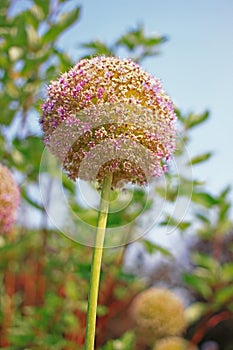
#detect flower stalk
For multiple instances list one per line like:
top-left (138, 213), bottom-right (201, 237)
top-left (84, 174), bottom-right (112, 350)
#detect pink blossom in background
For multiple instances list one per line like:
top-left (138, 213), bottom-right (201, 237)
top-left (0, 164), bottom-right (20, 234)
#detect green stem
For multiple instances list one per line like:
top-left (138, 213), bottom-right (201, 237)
top-left (84, 174), bottom-right (112, 350)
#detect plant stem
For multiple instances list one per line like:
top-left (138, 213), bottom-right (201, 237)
top-left (84, 174), bottom-right (112, 350)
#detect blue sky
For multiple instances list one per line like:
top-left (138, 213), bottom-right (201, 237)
top-left (58, 0), bottom-right (233, 209)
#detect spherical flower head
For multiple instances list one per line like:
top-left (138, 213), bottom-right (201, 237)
top-left (40, 56), bottom-right (176, 187)
top-left (131, 288), bottom-right (186, 345)
top-left (0, 164), bottom-right (20, 234)
top-left (154, 337), bottom-right (198, 350)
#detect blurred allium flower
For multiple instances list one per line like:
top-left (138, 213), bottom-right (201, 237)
top-left (41, 56), bottom-right (176, 187)
top-left (131, 288), bottom-right (186, 345)
top-left (154, 337), bottom-right (198, 350)
top-left (0, 164), bottom-right (20, 234)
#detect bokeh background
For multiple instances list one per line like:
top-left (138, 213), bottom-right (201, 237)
top-left (0, 1), bottom-right (233, 349)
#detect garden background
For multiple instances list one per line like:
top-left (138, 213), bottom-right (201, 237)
top-left (0, 0), bottom-right (233, 349)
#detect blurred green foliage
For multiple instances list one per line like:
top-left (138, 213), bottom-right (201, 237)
top-left (0, 1), bottom-right (232, 349)
top-left (81, 24), bottom-right (167, 62)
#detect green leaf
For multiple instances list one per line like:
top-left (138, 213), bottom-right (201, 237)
top-left (81, 40), bottom-right (114, 56)
top-left (192, 191), bottom-right (218, 208)
top-left (0, 0), bottom-right (8, 18)
top-left (26, 24), bottom-right (41, 51)
top-left (144, 36), bottom-right (168, 46)
top-left (11, 16), bottom-right (28, 47)
top-left (5, 81), bottom-right (20, 98)
top-left (64, 313), bottom-right (78, 328)
top-left (53, 48), bottom-right (73, 69)
top-left (101, 331), bottom-right (135, 350)
top-left (174, 108), bottom-right (185, 122)
top-left (156, 184), bottom-right (178, 201)
top-left (117, 28), bottom-right (142, 51)
top-left (142, 239), bottom-right (173, 257)
top-left (73, 261), bottom-right (91, 280)
top-left (117, 25), bottom-right (167, 52)
top-left (12, 136), bottom-right (44, 178)
top-left (160, 215), bottom-right (191, 232)
top-left (184, 111), bottom-right (209, 129)
top-left (97, 305), bottom-right (108, 316)
top-left (29, 5), bottom-right (45, 24)
top-left (222, 263), bottom-right (233, 282)
top-left (219, 185), bottom-right (231, 200)
top-left (34, 0), bottom-right (50, 17)
top-left (21, 187), bottom-right (43, 211)
top-left (195, 212), bottom-right (210, 224)
top-left (21, 49), bottom-right (52, 75)
top-left (192, 252), bottom-right (219, 272)
top-left (71, 204), bottom-right (98, 226)
top-left (217, 187), bottom-right (232, 224)
top-left (183, 273), bottom-right (212, 298)
top-left (188, 152), bottom-right (212, 165)
top-left (62, 174), bottom-right (75, 195)
top-left (0, 96), bottom-right (16, 125)
top-left (215, 285), bottom-right (233, 305)
top-left (41, 8), bottom-right (80, 44)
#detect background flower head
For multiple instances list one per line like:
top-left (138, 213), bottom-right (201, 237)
top-left (0, 164), bottom-right (20, 234)
top-left (41, 56), bottom-right (176, 187)
top-left (154, 336), bottom-right (198, 350)
top-left (131, 287), bottom-right (187, 346)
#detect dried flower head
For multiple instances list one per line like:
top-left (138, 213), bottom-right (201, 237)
top-left (131, 288), bottom-right (186, 345)
top-left (154, 337), bottom-right (198, 350)
top-left (41, 56), bottom-right (176, 187)
top-left (0, 164), bottom-right (20, 234)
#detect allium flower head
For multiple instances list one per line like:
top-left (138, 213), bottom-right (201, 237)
top-left (131, 288), bottom-right (186, 345)
top-left (40, 56), bottom-right (176, 187)
top-left (0, 164), bottom-right (20, 234)
top-left (154, 337), bottom-right (198, 350)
